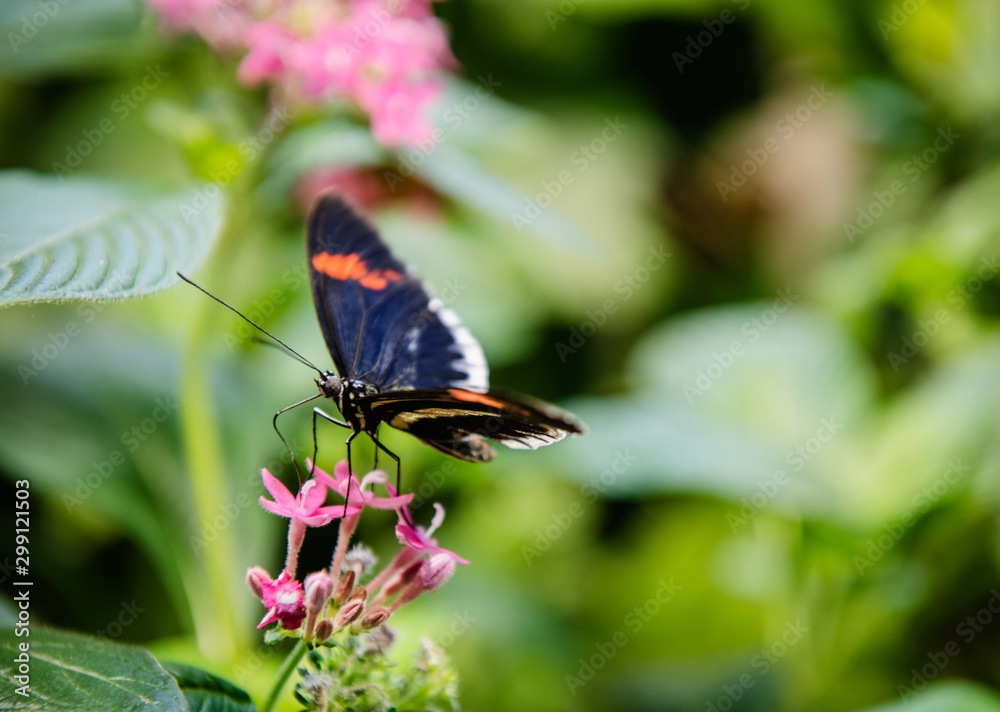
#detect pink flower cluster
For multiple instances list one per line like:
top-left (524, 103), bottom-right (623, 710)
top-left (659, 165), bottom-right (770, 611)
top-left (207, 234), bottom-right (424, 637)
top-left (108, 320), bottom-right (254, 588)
top-left (249, 460), bottom-right (466, 636)
top-left (146, 0), bottom-right (454, 147)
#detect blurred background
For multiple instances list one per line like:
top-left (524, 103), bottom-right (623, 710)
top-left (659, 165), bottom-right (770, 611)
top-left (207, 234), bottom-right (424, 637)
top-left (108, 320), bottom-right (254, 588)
top-left (3, 0), bottom-right (1000, 710)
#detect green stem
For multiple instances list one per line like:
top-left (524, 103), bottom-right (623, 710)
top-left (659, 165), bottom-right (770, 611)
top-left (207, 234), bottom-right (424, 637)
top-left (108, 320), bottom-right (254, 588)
top-left (180, 309), bottom-right (245, 660)
top-left (263, 639), bottom-right (309, 712)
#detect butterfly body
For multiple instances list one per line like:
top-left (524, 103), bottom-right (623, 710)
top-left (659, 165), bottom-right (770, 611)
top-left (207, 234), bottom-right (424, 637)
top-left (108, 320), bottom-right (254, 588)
top-left (306, 194), bottom-right (584, 468)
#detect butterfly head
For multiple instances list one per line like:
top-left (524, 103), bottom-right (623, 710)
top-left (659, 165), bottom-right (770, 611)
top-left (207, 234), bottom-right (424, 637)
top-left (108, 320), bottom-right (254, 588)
top-left (316, 371), bottom-right (343, 401)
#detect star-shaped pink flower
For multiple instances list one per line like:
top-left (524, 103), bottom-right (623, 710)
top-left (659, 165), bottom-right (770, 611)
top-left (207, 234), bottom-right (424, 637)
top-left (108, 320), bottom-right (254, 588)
top-left (395, 503), bottom-right (469, 565)
top-left (310, 460), bottom-right (414, 512)
top-left (259, 469), bottom-right (359, 526)
top-left (257, 570), bottom-right (306, 630)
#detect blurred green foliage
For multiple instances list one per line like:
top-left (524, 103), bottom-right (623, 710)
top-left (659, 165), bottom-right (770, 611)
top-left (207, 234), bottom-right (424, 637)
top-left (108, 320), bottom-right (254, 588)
top-left (4, 0), bottom-right (1000, 710)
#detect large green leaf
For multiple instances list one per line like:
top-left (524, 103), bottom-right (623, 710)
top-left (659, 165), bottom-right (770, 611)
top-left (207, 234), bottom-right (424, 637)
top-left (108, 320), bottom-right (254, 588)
top-left (0, 172), bottom-right (226, 307)
top-left (162, 662), bottom-right (256, 712)
top-left (857, 681), bottom-right (1000, 712)
top-left (0, 627), bottom-right (187, 711)
top-left (0, 0), bottom-right (151, 79)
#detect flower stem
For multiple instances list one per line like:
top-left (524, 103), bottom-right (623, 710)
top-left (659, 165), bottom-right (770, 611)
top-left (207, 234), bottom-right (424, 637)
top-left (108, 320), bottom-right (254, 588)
top-left (262, 639), bottom-right (309, 712)
top-left (286, 518), bottom-right (307, 577)
top-left (329, 513), bottom-right (360, 575)
top-left (180, 301), bottom-right (244, 660)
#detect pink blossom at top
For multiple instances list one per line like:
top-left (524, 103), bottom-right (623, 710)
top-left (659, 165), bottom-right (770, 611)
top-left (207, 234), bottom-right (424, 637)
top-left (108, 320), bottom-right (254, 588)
top-left (259, 469), bottom-right (360, 526)
top-left (257, 570), bottom-right (307, 630)
top-left (146, 0), bottom-right (249, 51)
top-left (146, 0), bottom-right (455, 147)
top-left (395, 502), bottom-right (469, 565)
top-left (310, 459), bottom-right (414, 511)
top-left (237, 21), bottom-right (298, 86)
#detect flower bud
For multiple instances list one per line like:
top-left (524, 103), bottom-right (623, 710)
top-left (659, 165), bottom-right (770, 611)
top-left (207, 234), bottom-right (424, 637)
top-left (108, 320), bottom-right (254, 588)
top-left (333, 570), bottom-right (355, 605)
top-left (333, 598), bottom-right (365, 629)
top-left (419, 553), bottom-right (456, 594)
top-left (313, 618), bottom-right (334, 643)
top-left (247, 567), bottom-right (272, 600)
top-left (360, 605), bottom-right (391, 630)
top-left (304, 571), bottom-right (334, 614)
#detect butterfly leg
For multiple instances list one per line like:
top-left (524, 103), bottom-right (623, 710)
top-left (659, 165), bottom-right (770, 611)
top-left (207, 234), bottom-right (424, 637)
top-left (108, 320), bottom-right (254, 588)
top-left (370, 430), bottom-right (414, 527)
top-left (273, 393), bottom-right (323, 479)
top-left (343, 430), bottom-right (361, 517)
top-left (311, 406), bottom-right (350, 477)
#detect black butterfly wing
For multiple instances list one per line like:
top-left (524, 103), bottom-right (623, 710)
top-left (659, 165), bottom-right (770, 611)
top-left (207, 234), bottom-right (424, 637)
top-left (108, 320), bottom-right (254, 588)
top-left (366, 388), bottom-right (586, 462)
top-left (307, 194), bottom-right (488, 391)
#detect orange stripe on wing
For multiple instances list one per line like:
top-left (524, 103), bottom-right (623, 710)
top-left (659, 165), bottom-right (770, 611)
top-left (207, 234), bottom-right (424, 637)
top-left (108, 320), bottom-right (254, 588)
top-left (448, 389), bottom-right (530, 415)
top-left (312, 252), bottom-right (403, 290)
top-left (360, 269), bottom-right (402, 289)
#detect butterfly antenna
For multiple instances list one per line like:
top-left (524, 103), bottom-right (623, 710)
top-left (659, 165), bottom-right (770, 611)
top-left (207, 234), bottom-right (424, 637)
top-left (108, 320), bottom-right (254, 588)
top-left (251, 337), bottom-right (319, 371)
top-left (176, 272), bottom-right (324, 376)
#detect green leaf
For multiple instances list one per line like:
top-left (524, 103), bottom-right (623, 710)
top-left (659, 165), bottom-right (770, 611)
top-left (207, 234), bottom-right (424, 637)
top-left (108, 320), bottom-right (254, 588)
top-left (0, 171), bottom-right (226, 307)
top-left (257, 119), bottom-right (383, 208)
top-left (415, 145), bottom-right (600, 254)
top-left (162, 662), bottom-right (256, 712)
top-left (857, 681), bottom-right (1000, 712)
top-left (0, 627), bottom-right (187, 711)
top-left (0, 0), bottom-right (152, 79)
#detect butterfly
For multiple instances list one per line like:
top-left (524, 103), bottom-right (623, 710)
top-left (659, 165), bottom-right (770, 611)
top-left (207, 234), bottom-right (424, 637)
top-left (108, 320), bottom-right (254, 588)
top-left (180, 193), bottom-right (585, 488)
top-left (298, 194), bottom-right (585, 482)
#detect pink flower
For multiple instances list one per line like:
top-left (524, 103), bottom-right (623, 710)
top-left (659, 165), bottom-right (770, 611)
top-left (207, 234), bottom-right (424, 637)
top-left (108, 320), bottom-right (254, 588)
top-left (237, 21), bottom-right (298, 86)
top-left (311, 460), bottom-right (413, 511)
top-left (259, 469), bottom-right (360, 526)
top-left (363, 80), bottom-right (441, 147)
top-left (147, 0), bottom-right (250, 51)
top-left (146, 0), bottom-right (455, 148)
top-left (257, 570), bottom-right (307, 630)
top-left (395, 502), bottom-right (469, 564)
